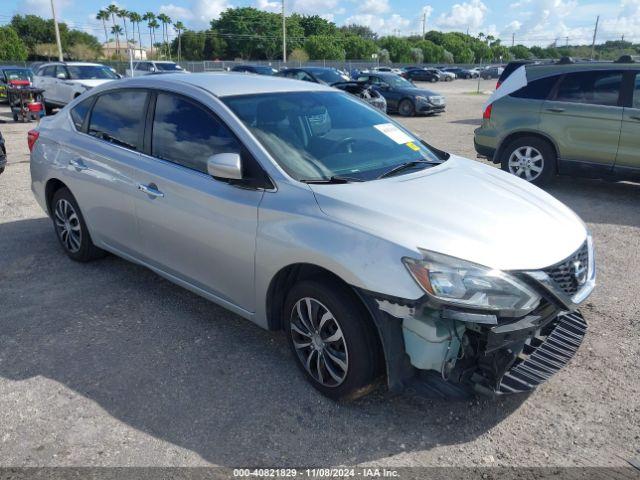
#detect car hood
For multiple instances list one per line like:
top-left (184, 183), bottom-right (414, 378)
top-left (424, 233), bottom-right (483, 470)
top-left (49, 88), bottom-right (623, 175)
top-left (73, 79), bottom-right (115, 88)
top-left (309, 156), bottom-right (587, 271)
top-left (399, 87), bottom-right (439, 97)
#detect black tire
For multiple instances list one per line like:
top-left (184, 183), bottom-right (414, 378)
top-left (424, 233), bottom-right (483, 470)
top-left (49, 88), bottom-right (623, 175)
top-left (44, 103), bottom-right (54, 116)
top-left (51, 187), bottom-right (106, 262)
top-left (398, 99), bottom-right (415, 117)
top-left (284, 279), bottom-right (381, 401)
top-left (500, 136), bottom-right (556, 185)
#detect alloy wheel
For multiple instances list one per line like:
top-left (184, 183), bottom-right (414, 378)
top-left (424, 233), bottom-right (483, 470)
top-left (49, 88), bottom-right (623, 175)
top-left (508, 146), bottom-right (544, 182)
top-left (290, 297), bottom-right (349, 387)
top-left (54, 198), bottom-right (82, 253)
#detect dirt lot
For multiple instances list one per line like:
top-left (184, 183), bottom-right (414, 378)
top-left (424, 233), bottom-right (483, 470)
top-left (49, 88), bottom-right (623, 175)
top-left (0, 78), bottom-right (638, 468)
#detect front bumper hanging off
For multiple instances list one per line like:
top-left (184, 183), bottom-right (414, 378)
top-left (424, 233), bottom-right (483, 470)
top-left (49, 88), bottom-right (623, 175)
top-left (356, 290), bottom-right (587, 398)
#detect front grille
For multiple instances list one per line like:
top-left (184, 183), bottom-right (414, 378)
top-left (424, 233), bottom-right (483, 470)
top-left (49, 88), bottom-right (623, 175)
top-left (543, 241), bottom-right (589, 297)
top-left (498, 312), bottom-right (586, 393)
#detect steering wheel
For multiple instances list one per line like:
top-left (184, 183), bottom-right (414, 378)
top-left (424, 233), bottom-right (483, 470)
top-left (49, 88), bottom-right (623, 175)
top-left (328, 137), bottom-right (357, 155)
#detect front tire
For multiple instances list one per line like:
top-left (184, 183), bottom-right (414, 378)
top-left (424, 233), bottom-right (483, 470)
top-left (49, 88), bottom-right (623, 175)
top-left (51, 187), bottom-right (106, 262)
top-left (284, 280), bottom-right (381, 401)
top-left (398, 99), bottom-right (415, 117)
top-left (500, 136), bottom-right (556, 185)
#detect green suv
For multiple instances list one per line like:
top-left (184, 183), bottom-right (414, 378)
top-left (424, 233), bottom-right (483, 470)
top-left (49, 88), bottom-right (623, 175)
top-left (474, 62), bottom-right (640, 184)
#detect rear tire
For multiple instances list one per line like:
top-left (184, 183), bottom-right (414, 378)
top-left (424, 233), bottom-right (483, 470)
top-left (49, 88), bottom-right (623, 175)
top-left (500, 136), bottom-right (556, 185)
top-left (398, 99), bottom-right (415, 117)
top-left (44, 103), bottom-right (54, 116)
top-left (51, 187), bottom-right (106, 262)
top-left (284, 279), bottom-right (381, 401)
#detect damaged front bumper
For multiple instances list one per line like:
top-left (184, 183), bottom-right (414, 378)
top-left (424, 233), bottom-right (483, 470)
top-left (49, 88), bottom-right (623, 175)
top-left (356, 291), bottom-right (587, 398)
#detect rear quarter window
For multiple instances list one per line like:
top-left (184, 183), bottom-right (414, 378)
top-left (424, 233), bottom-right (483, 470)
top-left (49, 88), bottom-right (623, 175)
top-left (510, 75), bottom-right (560, 100)
top-left (70, 97), bottom-right (94, 131)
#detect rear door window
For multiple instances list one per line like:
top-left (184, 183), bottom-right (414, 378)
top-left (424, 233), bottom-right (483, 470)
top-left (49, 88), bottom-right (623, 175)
top-left (634, 74), bottom-right (640, 109)
top-left (554, 70), bottom-right (623, 106)
top-left (88, 90), bottom-right (148, 151)
top-left (41, 66), bottom-right (55, 77)
top-left (151, 93), bottom-right (241, 173)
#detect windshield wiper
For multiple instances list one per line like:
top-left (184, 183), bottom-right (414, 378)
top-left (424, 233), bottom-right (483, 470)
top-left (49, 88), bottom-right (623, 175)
top-left (376, 160), bottom-right (437, 179)
top-left (300, 175), bottom-right (364, 184)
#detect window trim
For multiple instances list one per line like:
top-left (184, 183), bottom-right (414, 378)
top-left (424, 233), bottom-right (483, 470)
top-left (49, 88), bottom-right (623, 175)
top-left (549, 69), bottom-right (626, 107)
top-left (144, 89), bottom-right (274, 190)
top-left (85, 87), bottom-right (150, 153)
top-left (70, 95), bottom-right (98, 133)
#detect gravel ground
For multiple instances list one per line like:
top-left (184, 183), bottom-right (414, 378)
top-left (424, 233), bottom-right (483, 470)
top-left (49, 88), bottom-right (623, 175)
top-left (0, 78), bottom-right (638, 468)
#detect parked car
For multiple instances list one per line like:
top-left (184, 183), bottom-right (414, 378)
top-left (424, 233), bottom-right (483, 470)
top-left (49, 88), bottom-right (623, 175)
top-left (276, 67), bottom-right (383, 111)
top-left (431, 69), bottom-right (456, 82)
top-left (475, 62), bottom-right (640, 184)
top-left (357, 72), bottom-right (445, 116)
top-left (231, 65), bottom-right (278, 75)
top-left (34, 62), bottom-right (119, 113)
top-left (331, 81), bottom-right (387, 112)
top-left (443, 67), bottom-right (478, 79)
top-left (401, 68), bottom-right (440, 83)
top-left (277, 67), bottom-right (349, 85)
top-left (0, 66), bottom-right (35, 102)
top-left (29, 73), bottom-right (595, 400)
top-left (126, 61), bottom-right (188, 77)
top-left (373, 66), bottom-right (403, 75)
top-left (480, 66), bottom-right (504, 80)
top-left (0, 131), bottom-right (6, 175)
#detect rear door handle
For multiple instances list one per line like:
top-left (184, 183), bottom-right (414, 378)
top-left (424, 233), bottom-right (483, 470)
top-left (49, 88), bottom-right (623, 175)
top-left (545, 108), bottom-right (565, 113)
top-left (69, 158), bottom-right (88, 171)
top-left (137, 183), bottom-right (164, 198)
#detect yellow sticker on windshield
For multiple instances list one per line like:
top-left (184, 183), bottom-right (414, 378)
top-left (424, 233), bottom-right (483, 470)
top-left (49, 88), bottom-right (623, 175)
top-left (406, 142), bottom-right (420, 151)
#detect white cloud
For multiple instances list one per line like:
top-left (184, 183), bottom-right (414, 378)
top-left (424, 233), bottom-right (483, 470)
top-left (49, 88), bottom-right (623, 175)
top-left (437, 0), bottom-right (488, 29)
top-left (256, 0), bottom-right (280, 13)
top-left (290, 0), bottom-right (341, 15)
top-left (159, 4), bottom-right (195, 21)
top-left (358, 0), bottom-right (390, 14)
top-left (344, 12), bottom-right (410, 35)
top-left (504, 20), bottom-right (522, 32)
top-left (19, 0), bottom-right (71, 16)
top-left (599, 0), bottom-right (640, 43)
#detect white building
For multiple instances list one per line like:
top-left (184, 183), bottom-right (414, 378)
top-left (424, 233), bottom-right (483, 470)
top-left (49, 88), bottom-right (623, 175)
top-left (101, 41), bottom-right (148, 60)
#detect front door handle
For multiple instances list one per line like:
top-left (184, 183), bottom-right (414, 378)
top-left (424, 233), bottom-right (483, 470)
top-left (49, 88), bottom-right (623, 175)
top-left (546, 107), bottom-right (565, 113)
top-left (137, 183), bottom-right (164, 198)
top-left (69, 158), bottom-right (88, 171)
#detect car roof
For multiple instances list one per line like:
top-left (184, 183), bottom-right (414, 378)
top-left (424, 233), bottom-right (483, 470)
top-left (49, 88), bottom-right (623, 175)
top-left (39, 62), bottom-right (105, 67)
top-left (525, 62), bottom-right (639, 81)
top-left (0, 65), bottom-right (32, 70)
top-left (114, 72), bottom-right (335, 97)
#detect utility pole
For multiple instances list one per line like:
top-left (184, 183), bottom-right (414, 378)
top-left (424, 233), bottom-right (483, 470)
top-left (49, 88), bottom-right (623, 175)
top-left (282, 0), bottom-right (287, 63)
top-left (565, 36), bottom-right (569, 47)
top-left (50, 0), bottom-right (63, 61)
top-left (421, 12), bottom-right (426, 39)
top-left (511, 33), bottom-right (515, 47)
top-left (590, 15), bottom-right (599, 60)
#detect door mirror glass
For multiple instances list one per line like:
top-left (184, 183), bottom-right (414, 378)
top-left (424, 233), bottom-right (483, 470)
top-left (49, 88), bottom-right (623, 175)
top-left (149, 66), bottom-right (156, 73)
top-left (207, 153), bottom-right (242, 180)
top-left (56, 72), bottom-right (67, 79)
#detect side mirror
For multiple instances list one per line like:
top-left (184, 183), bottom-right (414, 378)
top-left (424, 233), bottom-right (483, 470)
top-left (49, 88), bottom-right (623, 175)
top-left (207, 153), bottom-right (242, 180)
top-left (56, 72), bottom-right (67, 79)
top-left (149, 67), bottom-right (157, 73)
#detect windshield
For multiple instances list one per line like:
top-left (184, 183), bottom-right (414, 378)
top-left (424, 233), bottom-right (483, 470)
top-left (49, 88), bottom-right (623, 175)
top-left (383, 75), bottom-right (414, 88)
top-left (254, 66), bottom-right (276, 75)
top-left (308, 69), bottom-right (346, 85)
top-left (223, 91), bottom-right (442, 182)
top-left (156, 62), bottom-right (183, 71)
top-left (67, 66), bottom-right (119, 80)
top-left (4, 69), bottom-right (33, 82)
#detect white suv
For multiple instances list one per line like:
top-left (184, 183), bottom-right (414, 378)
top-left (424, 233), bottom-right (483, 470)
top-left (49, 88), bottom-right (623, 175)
top-left (34, 62), bottom-right (119, 113)
top-left (125, 61), bottom-right (188, 77)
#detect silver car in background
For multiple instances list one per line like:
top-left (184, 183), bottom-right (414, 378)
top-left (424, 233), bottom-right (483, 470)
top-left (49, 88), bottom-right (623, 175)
top-left (29, 73), bottom-right (595, 400)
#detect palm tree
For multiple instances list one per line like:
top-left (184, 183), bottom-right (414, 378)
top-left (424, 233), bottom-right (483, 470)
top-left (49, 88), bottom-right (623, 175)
top-left (106, 4), bottom-right (120, 57)
top-left (110, 25), bottom-right (123, 59)
top-left (148, 19), bottom-right (159, 59)
top-left (129, 12), bottom-right (143, 60)
top-left (117, 8), bottom-right (130, 54)
top-left (174, 21), bottom-right (185, 62)
top-left (157, 13), bottom-right (171, 59)
top-left (96, 10), bottom-right (110, 46)
top-left (143, 12), bottom-right (156, 58)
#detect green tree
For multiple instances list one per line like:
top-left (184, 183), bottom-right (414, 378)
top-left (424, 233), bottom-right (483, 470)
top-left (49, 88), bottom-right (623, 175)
top-left (296, 14), bottom-right (336, 37)
top-left (377, 36), bottom-right (412, 63)
top-left (342, 35), bottom-right (376, 59)
top-left (414, 39), bottom-right (445, 63)
top-left (289, 48), bottom-right (309, 63)
top-left (304, 35), bottom-right (345, 60)
top-left (0, 26), bottom-right (28, 61)
top-left (377, 48), bottom-right (390, 63)
top-left (491, 44), bottom-right (512, 62)
top-left (10, 14), bottom-right (69, 55)
top-left (509, 44), bottom-right (532, 59)
top-left (96, 10), bottom-right (110, 45)
top-left (339, 24), bottom-right (377, 41)
top-left (203, 31), bottom-right (226, 59)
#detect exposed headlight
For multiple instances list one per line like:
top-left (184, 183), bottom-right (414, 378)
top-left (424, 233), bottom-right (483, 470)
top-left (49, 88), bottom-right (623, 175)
top-left (414, 95), bottom-right (429, 104)
top-left (403, 250), bottom-right (541, 315)
top-left (428, 95), bottom-right (445, 105)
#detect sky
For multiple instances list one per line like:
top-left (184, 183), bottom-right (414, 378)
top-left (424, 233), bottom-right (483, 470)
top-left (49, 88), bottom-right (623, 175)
top-left (1, 0), bottom-right (639, 47)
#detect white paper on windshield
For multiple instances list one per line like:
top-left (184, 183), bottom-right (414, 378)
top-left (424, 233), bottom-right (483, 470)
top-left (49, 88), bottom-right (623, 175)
top-left (374, 123), bottom-right (413, 144)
